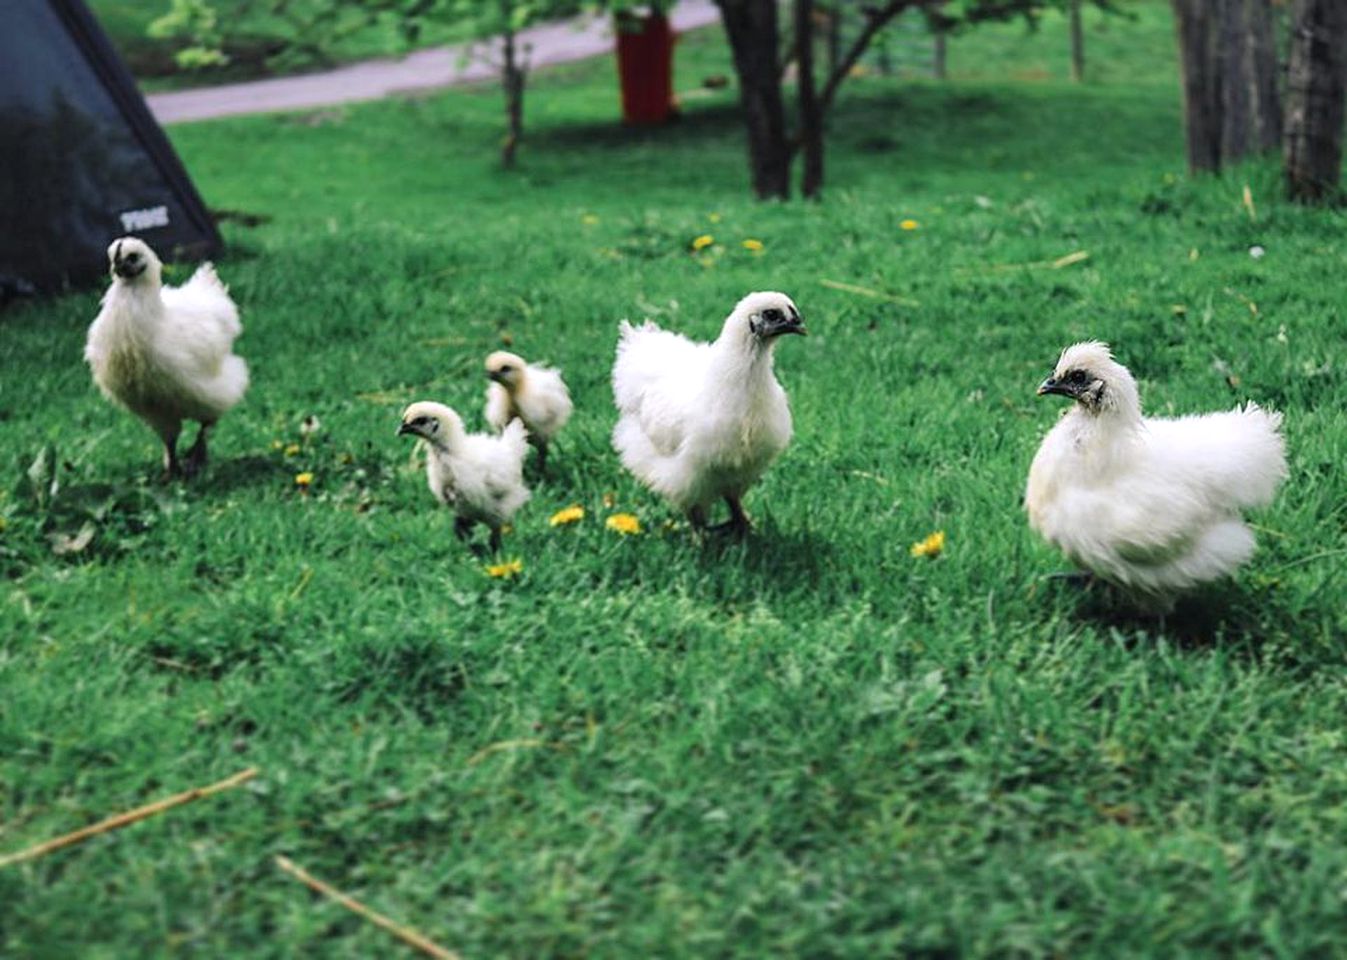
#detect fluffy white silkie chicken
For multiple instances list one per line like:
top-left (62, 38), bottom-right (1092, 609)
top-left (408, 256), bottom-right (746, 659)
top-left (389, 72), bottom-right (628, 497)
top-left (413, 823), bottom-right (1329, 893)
top-left (84, 237), bottom-right (248, 479)
top-left (1025, 341), bottom-right (1287, 607)
top-left (612, 291), bottom-right (806, 535)
top-left (398, 401), bottom-right (530, 551)
top-left (483, 350), bottom-right (573, 474)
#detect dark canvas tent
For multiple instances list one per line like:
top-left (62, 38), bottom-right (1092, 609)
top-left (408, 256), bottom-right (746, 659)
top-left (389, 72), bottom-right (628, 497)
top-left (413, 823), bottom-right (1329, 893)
top-left (1, 0), bottom-right (220, 296)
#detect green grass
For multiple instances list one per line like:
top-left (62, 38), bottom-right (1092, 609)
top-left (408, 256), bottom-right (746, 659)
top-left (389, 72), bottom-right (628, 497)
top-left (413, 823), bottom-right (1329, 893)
top-left (5, 4), bottom-right (1347, 956)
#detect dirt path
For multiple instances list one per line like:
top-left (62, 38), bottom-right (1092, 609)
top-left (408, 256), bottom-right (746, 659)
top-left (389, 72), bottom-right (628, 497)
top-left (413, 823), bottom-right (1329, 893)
top-left (145, 0), bottom-right (721, 125)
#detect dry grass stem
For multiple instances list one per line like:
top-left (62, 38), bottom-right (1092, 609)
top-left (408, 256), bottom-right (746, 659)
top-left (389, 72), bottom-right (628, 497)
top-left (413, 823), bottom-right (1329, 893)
top-left (274, 855), bottom-right (459, 960)
top-left (0, 768), bottom-right (258, 868)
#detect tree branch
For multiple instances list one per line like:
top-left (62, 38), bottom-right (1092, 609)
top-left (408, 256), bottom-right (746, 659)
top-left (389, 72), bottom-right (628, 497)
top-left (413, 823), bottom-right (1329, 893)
top-left (818, 0), bottom-right (926, 117)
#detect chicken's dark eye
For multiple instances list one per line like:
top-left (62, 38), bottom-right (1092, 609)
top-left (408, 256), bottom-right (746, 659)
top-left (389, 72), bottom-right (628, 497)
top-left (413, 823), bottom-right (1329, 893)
top-left (1068, 370), bottom-right (1088, 384)
top-left (762, 308), bottom-right (783, 323)
top-left (499, 365), bottom-right (512, 374)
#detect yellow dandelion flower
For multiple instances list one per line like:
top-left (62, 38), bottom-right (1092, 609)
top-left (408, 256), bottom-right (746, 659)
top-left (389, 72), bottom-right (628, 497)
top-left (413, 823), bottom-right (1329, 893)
top-left (582, 213), bottom-right (600, 225)
top-left (899, 219), bottom-right (920, 231)
top-left (742, 238), bottom-right (764, 252)
top-left (550, 505), bottom-right (585, 526)
top-left (691, 234), bottom-right (715, 251)
top-left (294, 472), bottom-right (314, 488)
top-left (708, 212), bottom-right (722, 224)
top-left (485, 559), bottom-right (523, 579)
top-left (284, 443), bottom-right (301, 457)
top-left (606, 513), bottom-right (642, 535)
top-left (910, 530), bottom-right (946, 558)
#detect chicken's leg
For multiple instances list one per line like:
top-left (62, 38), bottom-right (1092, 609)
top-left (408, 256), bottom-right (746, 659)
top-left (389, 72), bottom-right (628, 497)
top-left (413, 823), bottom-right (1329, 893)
top-left (183, 422), bottom-right (212, 477)
top-left (723, 496), bottom-right (752, 537)
top-left (160, 426), bottom-right (182, 482)
top-left (707, 496), bottom-right (751, 537)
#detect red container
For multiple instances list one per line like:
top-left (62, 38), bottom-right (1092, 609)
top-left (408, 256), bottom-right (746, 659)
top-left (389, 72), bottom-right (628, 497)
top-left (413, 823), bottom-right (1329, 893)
top-left (616, 10), bottom-right (677, 125)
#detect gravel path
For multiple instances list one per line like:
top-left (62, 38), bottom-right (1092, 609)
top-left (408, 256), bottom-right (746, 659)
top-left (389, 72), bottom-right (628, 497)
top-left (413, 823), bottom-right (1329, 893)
top-left (145, 0), bottom-right (721, 125)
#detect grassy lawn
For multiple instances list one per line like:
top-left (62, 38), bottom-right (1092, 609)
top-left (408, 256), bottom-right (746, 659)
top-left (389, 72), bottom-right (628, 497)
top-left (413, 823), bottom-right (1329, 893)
top-left (5, 4), bottom-right (1347, 956)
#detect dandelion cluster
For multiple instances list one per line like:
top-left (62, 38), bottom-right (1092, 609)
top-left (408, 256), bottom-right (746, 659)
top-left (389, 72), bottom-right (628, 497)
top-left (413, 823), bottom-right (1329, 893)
top-left (910, 530), bottom-right (945, 558)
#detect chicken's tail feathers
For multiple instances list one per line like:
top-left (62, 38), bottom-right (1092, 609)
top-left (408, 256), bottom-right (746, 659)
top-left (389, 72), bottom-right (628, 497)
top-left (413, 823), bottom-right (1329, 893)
top-left (1240, 400), bottom-right (1284, 433)
top-left (500, 417), bottom-right (530, 456)
top-left (1229, 400), bottom-right (1288, 507)
top-left (184, 262), bottom-right (228, 296)
top-left (617, 319), bottom-right (663, 346)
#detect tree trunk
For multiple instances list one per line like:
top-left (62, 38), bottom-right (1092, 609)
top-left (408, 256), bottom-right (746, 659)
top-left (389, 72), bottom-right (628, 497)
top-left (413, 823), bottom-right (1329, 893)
top-left (1171, 0), bottom-right (1280, 174)
top-left (796, 0), bottom-right (824, 198)
top-left (716, 0), bottom-right (792, 199)
top-left (500, 21), bottom-right (526, 169)
top-left (1220, 0), bottom-right (1281, 159)
top-left (1068, 0), bottom-right (1084, 82)
top-left (1285, 0), bottom-right (1347, 202)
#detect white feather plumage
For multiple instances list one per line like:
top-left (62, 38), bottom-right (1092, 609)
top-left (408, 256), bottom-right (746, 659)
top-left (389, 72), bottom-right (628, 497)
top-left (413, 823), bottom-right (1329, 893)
top-left (84, 236), bottom-right (248, 476)
top-left (1025, 341), bottom-right (1287, 604)
top-left (611, 291), bottom-right (805, 530)
top-left (484, 350), bottom-right (572, 471)
top-left (399, 401), bottom-right (530, 548)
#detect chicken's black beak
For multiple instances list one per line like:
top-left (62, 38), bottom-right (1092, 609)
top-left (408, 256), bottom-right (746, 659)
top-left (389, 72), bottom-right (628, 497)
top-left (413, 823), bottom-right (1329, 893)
top-left (112, 258), bottom-right (145, 280)
top-left (1037, 377), bottom-right (1076, 398)
top-left (486, 370), bottom-right (506, 384)
top-left (397, 422), bottom-right (415, 437)
top-left (760, 312), bottom-right (807, 338)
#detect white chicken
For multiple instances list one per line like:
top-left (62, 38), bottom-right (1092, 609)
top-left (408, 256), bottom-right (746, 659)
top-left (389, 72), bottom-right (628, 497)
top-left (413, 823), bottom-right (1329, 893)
top-left (1025, 341), bottom-right (1287, 607)
top-left (398, 401), bottom-right (530, 551)
top-left (84, 237), bottom-right (248, 479)
top-left (483, 350), bottom-right (573, 474)
top-left (612, 291), bottom-right (805, 534)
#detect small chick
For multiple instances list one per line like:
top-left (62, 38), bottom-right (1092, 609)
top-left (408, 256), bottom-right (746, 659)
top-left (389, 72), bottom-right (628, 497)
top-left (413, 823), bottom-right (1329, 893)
top-left (398, 401), bottom-right (530, 551)
top-left (612, 291), bottom-right (805, 535)
top-left (1025, 341), bottom-right (1287, 608)
top-left (85, 237), bottom-right (248, 479)
top-left (483, 351), bottom-right (573, 474)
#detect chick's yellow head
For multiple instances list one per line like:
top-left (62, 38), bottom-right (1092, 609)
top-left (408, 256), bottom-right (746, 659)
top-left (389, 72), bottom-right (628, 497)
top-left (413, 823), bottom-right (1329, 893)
top-left (485, 351), bottom-right (528, 390)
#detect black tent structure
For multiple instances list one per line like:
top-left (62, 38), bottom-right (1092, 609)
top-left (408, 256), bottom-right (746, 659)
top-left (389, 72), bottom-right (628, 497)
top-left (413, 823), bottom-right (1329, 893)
top-left (1, 0), bottom-right (221, 297)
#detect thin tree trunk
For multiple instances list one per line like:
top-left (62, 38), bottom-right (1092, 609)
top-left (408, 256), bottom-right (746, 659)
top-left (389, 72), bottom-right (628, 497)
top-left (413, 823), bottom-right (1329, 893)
top-left (1285, 0), bottom-right (1347, 201)
top-left (717, 0), bottom-right (792, 199)
top-left (826, 4), bottom-right (841, 80)
top-left (500, 21), bottom-right (525, 169)
top-left (1068, 0), bottom-right (1084, 82)
top-left (796, 0), bottom-right (824, 198)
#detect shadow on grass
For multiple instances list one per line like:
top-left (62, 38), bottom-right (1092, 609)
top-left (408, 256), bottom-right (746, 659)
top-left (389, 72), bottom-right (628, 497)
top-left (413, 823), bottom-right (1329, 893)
top-left (1041, 574), bottom-right (1335, 665)
top-left (203, 453), bottom-right (289, 494)
top-left (691, 522), bottom-right (841, 602)
top-left (531, 83), bottom-right (1174, 183)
